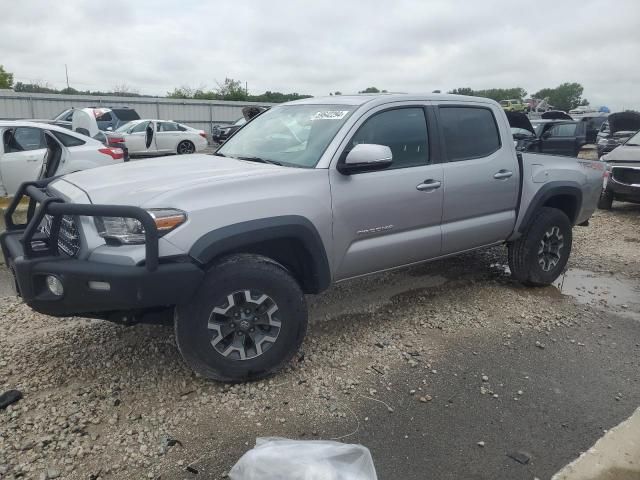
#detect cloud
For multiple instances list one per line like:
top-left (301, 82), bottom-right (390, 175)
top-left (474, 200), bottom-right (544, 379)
top-left (1, 0), bottom-right (639, 111)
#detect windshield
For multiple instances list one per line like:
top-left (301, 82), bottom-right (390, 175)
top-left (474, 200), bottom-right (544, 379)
top-left (500, 101), bottom-right (509, 106)
top-left (625, 130), bottom-right (640, 146)
top-left (115, 120), bottom-right (139, 132)
top-left (217, 104), bottom-right (357, 168)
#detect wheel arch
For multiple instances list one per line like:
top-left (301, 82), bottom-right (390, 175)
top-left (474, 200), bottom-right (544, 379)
top-left (189, 215), bottom-right (331, 294)
top-left (518, 182), bottom-right (583, 233)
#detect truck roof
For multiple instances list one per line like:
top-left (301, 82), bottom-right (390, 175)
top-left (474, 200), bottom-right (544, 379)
top-left (286, 93), bottom-right (499, 107)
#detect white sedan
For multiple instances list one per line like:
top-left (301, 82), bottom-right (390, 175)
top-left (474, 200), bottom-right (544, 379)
top-left (108, 120), bottom-right (208, 157)
top-left (0, 121), bottom-right (124, 196)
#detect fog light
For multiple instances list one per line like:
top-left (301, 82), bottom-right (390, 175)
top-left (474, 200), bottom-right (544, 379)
top-left (46, 275), bottom-right (64, 296)
top-left (88, 281), bottom-right (111, 291)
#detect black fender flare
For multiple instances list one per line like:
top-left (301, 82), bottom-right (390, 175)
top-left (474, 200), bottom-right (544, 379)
top-left (518, 181), bottom-right (583, 233)
top-left (189, 215), bottom-right (331, 293)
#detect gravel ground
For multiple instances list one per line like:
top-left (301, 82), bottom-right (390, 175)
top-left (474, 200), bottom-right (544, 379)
top-left (0, 204), bottom-right (639, 479)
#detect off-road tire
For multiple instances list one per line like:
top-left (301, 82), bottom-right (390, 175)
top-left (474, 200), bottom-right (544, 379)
top-left (175, 254), bottom-right (307, 382)
top-left (597, 189), bottom-right (614, 210)
top-left (508, 207), bottom-right (572, 286)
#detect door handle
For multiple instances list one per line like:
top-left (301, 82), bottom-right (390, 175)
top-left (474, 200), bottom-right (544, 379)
top-left (493, 170), bottom-right (513, 179)
top-left (416, 179), bottom-right (442, 191)
top-left (26, 156), bottom-right (40, 162)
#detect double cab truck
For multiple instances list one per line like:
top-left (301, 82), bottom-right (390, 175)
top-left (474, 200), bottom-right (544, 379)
top-left (1, 94), bottom-right (604, 382)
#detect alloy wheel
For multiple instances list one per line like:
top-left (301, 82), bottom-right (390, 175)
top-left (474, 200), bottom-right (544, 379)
top-left (207, 290), bottom-right (281, 360)
top-left (538, 226), bottom-right (565, 272)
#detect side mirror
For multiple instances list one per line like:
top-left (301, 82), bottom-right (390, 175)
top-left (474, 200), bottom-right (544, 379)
top-left (338, 144), bottom-right (393, 175)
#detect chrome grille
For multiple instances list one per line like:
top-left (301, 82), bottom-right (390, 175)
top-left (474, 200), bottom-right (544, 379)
top-left (40, 215), bottom-right (81, 257)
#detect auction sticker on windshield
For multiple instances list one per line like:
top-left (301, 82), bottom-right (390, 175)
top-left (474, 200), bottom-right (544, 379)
top-left (311, 110), bottom-right (351, 120)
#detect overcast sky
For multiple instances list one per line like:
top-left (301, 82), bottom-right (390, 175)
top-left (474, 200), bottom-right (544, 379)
top-left (2, 0), bottom-right (639, 111)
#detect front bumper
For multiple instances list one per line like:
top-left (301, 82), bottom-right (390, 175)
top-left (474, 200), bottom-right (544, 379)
top-left (607, 179), bottom-right (640, 203)
top-left (1, 179), bottom-right (203, 318)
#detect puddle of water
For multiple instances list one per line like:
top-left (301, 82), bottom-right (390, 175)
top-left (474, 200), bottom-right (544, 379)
top-left (553, 268), bottom-right (640, 314)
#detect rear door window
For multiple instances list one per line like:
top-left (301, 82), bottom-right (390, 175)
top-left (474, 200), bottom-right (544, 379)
top-left (158, 122), bottom-right (181, 132)
top-left (439, 107), bottom-right (501, 161)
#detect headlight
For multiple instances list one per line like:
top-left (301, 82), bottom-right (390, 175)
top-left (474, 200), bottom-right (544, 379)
top-left (95, 208), bottom-right (186, 244)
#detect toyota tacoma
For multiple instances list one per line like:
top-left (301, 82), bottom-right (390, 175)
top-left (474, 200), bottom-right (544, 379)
top-left (1, 94), bottom-right (604, 382)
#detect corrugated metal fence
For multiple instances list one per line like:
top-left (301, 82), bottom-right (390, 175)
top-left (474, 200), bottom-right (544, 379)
top-left (0, 90), bottom-right (274, 137)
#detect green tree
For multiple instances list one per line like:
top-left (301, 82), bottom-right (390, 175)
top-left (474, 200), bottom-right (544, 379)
top-left (215, 78), bottom-right (247, 101)
top-left (533, 82), bottom-right (584, 112)
top-left (450, 87), bottom-right (475, 96)
top-left (0, 65), bottom-right (13, 89)
top-left (359, 87), bottom-right (380, 93)
top-left (449, 87), bottom-right (526, 102)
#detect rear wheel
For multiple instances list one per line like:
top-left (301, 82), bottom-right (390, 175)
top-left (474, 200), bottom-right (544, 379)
top-left (177, 140), bottom-right (195, 154)
top-left (175, 254), bottom-right (307, 382)
top-left (597, 189), bottom-right (614, 210)
top-left (508, 207), bottom-right (572, 286)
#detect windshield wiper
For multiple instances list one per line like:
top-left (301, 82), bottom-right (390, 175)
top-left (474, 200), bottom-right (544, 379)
top-left (234, 156), bottom-right (282, 166)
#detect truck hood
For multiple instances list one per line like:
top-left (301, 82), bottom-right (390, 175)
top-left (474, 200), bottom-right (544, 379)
top-left (602, 144), bottom-right (640, 164)
top-left (59, 154), bottom-right (304, 205)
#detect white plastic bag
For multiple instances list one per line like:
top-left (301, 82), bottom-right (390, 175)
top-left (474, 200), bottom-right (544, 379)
top-left (229, 437), bottom-right (378, 480)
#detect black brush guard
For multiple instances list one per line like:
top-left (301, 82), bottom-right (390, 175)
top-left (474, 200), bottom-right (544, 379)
top-left (3, 177), bottom-right (159, 271)
top-left (1, 179), bottom-right (203, 319)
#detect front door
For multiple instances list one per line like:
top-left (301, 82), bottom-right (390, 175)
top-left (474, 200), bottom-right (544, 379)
top-left (330, 105), bottom-right (444, 280)
top-left (0, 126), bottom-right (48, 195)
top-left (437, 103), bottom-right (519, 255)
top-left (126, 121), bottom-right (156, 155)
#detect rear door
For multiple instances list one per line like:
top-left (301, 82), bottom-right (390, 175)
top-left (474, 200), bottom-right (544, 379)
top-left (0, 126), bottom-right (48, 195)
top-left (540, 122), bottom-right (579, 156)
top-left (155, 121), bottom-right (181, 153)
top-left (437, 102), bottom-right (519, 255)
top-left (329, 104), bottom-right (444, 280)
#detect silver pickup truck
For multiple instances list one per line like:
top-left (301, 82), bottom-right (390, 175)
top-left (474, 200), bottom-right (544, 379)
top-left (1, 94), bottom-right (604, 381)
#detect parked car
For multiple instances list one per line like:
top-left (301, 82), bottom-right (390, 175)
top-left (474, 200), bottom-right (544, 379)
top-left (1, 94), bottom-right (603, 382)
top-left (0, 121), bottom-right (124, 196)
top-left (107, 119), bottom-right (208, 156)
top-left (596, 111), bottom-right (640, 157)
top-left (71, 107), bottom-right (140, 137)
top-left (26, 108), bottom-right (76, 130)
top-left (211, 106), bottom-right (268, 144)
top-left (507, 112), bottom-right (586, 157)
top-left (500, 99), bottom-right (526, 112)
top-left (598, 129), bottom-right (640, 209)
top-left (569, 106), bottom-right (597, 115)
top-left (211, 117), bottom-right (246, 144)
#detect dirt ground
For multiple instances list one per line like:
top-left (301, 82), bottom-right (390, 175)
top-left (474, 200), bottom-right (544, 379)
top-left (0, 204), bottom-right (639, 480)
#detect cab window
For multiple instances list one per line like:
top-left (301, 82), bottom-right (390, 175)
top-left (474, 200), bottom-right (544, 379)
top-left (439, 107), bottom-right (501, 161)
top-left (347, 108), bottom-right (429, 169)
top-left (547, 124), bottom-right (577, 137)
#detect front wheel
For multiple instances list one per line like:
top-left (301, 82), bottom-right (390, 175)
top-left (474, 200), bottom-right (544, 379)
top-left (508, 207), bottom-right (572, 286)
top-left (177, 140), bottom-right (195, 154)
top-left (175, 254), bottom-right (308, 382)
